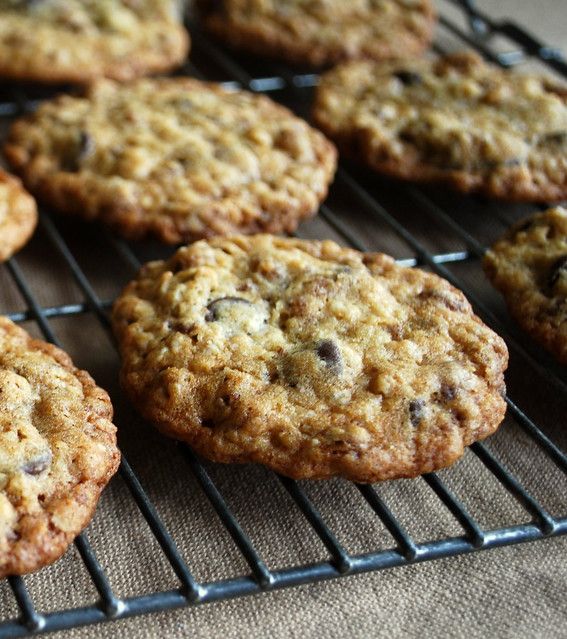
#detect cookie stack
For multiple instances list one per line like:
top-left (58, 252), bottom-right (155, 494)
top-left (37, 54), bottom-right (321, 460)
top-left (0, 0), bottom-right (564, 580)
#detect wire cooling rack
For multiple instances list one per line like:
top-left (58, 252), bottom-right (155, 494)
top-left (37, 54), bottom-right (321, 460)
top-left (0, 0), bottom-right (566, 636)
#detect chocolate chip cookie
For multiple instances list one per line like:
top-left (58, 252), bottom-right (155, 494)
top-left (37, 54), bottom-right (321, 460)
top-left (112, 235), bottom-right (508, 482)
top-left (0, 0), bottom-right (189, 84)
top-left (0, 170), bottom-right (37, 263)
top-left (484, 207), bottom-right (567, 364)
top-left (5, 78), bottom-right (337, 244)
top-left (0, 317), bottom-right (120, 578)
top-left (198, 0), bottom-right (435, 67)
top-left (313, 52), bottom-right (567, 201)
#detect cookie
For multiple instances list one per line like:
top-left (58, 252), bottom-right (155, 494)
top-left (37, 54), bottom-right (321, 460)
top-left (112, 235), bottom-right (508, 482)
top-left (4, 78), bottom-right (337, 244)
top-left (197, 0), bottom-right (436, 68)
top-left (313, 52), bottom-right (567, 202)
top-left (0, 170), bottom-right (37, 263)
top-left (0, 0), bottom-right (189, 84)
top-left (0, 317), bottom-right (120, 578)
top-left (484, 207), bottom-right (567, 364)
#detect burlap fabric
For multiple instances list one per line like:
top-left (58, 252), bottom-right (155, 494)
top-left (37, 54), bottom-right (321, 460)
top-left (0, 2), bottom-right (566, 637)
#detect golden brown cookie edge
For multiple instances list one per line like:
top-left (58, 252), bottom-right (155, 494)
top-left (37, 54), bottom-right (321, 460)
top-left (483, 209), bottom-right (567, 364)
top-left (0, 317), bottom-right (121, 578)
top-left (112, 235), bottom-right (508, 483)
top-left (0, 170), bottom-right (38, 263)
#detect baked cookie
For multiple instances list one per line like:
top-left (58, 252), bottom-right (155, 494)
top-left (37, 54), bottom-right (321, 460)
top-left (313, 52), bottom-right (567, 201)
top-left (0, 0), bottom-right (189, 84)
top-left (198, 0), bottom-right (436, 67)
top-left (4, 78), bottom-right (337, 244)
top-left (484, 207), bottom-right (567, 364)
top-left (0, 317), bottom-right (120, 578)
top-left (112, 235), bottom-right (508, 482)
top-left (0, 170), bottom-right (37, 263)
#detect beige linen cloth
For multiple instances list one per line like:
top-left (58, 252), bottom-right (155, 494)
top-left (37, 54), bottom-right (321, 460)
top-left (0, 1), bottom-right (566, 637)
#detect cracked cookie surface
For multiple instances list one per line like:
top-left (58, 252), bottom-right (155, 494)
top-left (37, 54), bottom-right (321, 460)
top-left (313, 52), bottom-right (567, 201)
top-left (0, 0), bottom-right (189, 83)
top-left (198, 0), bottom-right (436, 67)
top-left (0, 317), bottom-right (120, 578)
top-left (484, 207), bottom-right (567, 364)
top-left (0, 170), bottom-right (37, 263)
top-left (5, 78), bottom-right (337, 244)
top-left (112, 235), bottom-right (508, 482)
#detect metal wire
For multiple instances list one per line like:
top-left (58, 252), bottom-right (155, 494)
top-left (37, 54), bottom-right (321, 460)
top-left (0, 0), bottom-right (566, 635)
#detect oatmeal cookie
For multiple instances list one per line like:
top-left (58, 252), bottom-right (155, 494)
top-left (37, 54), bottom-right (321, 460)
top-left (112, 234), bottom-right (508, 482)
top-left (198, 0), bottom-right (436, 67)
top-left (0, 170), bottom-right (37, 263)
top-left (5, 78), bottom-right (337, 244)
top-left (313, 52), bottom-right (567, 201)
top-left (0, 0), bottom-right (189, 84)
top-left (0, 317), bottom-right (120, 578)
top-left (484, 207), bottom-right (567, 364)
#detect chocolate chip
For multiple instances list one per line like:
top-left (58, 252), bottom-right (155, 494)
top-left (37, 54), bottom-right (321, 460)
top-left (394, 70), bottom-right (423, 86)
top-left (205, 297), bottom-right (253, 321)
top-left (22, 452), bottom-right (51, 476)
top-left (540, 131), bottom-right (567, 146)
top-left (548, 255), bottom-right (567, 290)
top-left (78, 131), bottom-right (95, 161)
top-left (440, 384), bottom-right (457, 401)
top-left (409, 399), bottom-right (425, 427)
top-left (316, 339), bottom-right (342, 374)
top-left (64, 131), bottom-right (95, 171)
top-left (201, 418), bottom-right (215, 429)
top-left (501, 158), bottom-right (522, 167)
top-left (169, 260), bottom-right (185, 274)
top-left (169, 321), bottom-right (197, 338)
